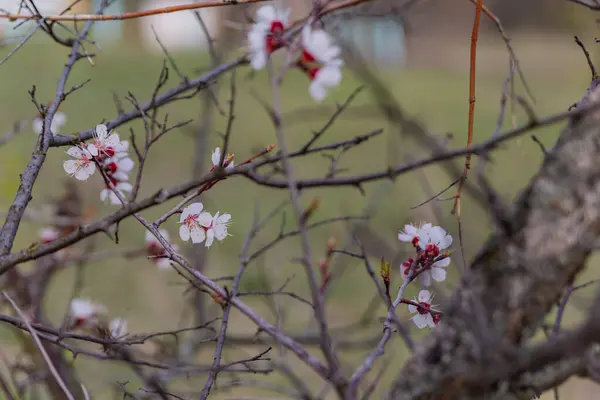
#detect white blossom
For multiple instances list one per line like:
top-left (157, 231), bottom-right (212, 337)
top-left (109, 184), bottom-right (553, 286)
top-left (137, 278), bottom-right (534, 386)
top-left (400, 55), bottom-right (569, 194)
top-left (100, 182), bottom-right (133, 205)
top-left (211, 147), bottom-right (235, 170)
top-left (39, 227), bottom-right (60, 243)
top-left (63, 146), bottom-right (96, 181)
top-left (301, 26), bottom-right (343, 102)
top-left (203, 211), bottom-right (232, 248)
top-left (69, 298), bottom-right (106, 329)
top-left (87, 124), bottom-right (128, 158)
top-left (248, 5), bottom-right (290, 70)
top-left (178, 203), bottom-right (212, 244)
top-left (33, 112), bottom-right (67, 135)
top-left (398, 222), bottom-right (433, 247)
top-left (408, 290), bottom-right (437, 329)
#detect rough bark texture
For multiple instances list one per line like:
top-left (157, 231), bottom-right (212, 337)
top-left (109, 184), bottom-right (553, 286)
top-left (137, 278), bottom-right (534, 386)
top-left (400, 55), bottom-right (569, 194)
top-left (387, 83), bottom-right (600, 399)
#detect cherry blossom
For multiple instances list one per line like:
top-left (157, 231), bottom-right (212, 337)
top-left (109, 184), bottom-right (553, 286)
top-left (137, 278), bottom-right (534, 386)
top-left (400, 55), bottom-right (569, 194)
top-left (33, 112), bottom-right (67, 135)
top-left (63, 146), bottom-right (96, 181)
top-left (300, 26), bottom-right (344, 101)
top-left (87, 124), bottom-right (128, 158)
top-left (179, 202), bottom-right (212, 244)
top-left (39, 227), bottom-right (60, 244)
top-left (69, 298), bottom-right (106, 329)
top-left (398, 222), bottom-right (433, 248)
top-left (99, 153), bottom-right (134, 205)
top-left (211, 147), bottom-right (235, 171)
top-left (248, 5), bottom-right (290, 70)
top-left (203, 211), bottom-right (232, 248)
top-left (145, 229), bottom-right (178, 269)
top-left (109, 318), bottom-right (127, 339)
top-left (408, 290), bottom-right (438, 329)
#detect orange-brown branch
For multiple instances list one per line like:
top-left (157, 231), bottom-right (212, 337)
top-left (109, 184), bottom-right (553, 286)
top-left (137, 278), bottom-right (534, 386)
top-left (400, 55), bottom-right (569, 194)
top-left (453, 0), bottom-right (484, 216)
top-left (0, 0), bottom-right (372, 22)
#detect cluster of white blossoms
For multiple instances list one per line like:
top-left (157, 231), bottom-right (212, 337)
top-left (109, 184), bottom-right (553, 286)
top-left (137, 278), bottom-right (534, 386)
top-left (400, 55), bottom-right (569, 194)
top-left (69, 298), bottom-right (127, 339)
top-left (248, 5), bottom-right (343, 102)
top-left (178, 202), bottom-right (231, 248)
top-left (398, 222), bottom-right (453, 329)
top-left (63, 124), bottom-right (134, 206)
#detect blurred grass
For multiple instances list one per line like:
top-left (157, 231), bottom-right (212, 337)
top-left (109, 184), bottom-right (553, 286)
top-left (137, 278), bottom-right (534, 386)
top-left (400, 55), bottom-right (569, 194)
top-left (0, 33), bottom-right (598, 399)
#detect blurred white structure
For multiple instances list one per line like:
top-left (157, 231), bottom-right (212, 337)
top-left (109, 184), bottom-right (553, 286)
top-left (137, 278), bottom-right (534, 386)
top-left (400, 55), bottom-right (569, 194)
top-left (138, 0), bottom-right (219, 52)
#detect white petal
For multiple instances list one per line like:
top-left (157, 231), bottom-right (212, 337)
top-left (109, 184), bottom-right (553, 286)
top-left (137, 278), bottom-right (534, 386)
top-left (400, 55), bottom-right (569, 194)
top-left (179, 225), bottom-right (190, 241)
top-left (159, 230), bottom-right (170, 241)
top-left (103, 133), bottom-right (120, 148)
top-left (100, 189), bottom-right (109, 201)
top-left (197, 212), bottom-right (213, 228)
top-left (315, 66), bottom-right (342, 89)
top-left (87, 144), bottom-right (99, 157)
top-left (213, 224), bottom-right (228, 241)
top-left (63, 160), bottom-right (78, 175)
top-left (190, 227), bottom-right (206, 244)
top-left (408, 304), bottom-right (417, 314)
top-left (431, 267), bottom-right (447, 282)
top-left (84, 163), bottom-right (96, 176)
top-left (112, 172), bottom-right (129, 181)
top-left (96, 124), bottom-right (108, 139)
top-left (212, 148), bottom-right (221, 166)
top-left (157, 258), bottom-right (171, 269)
top-left (53, 112), bottom-right (67, 125)
top-left (145, 230), bottom-right (154, 243)
top-left (309, 82), bottom-right (328, 102)
top-left (398, 233), bottom-right (413, 242)
top-left (432, 257), bottom-right (450, 268)
top-left (425, 314), bottom-right (436, 328)
top-left (420, 271), bottom-right (432, 287)
top-left (66, 146), bottom-right (83, 158)
top-left (256, 5), bottom-right (276, 22)
top-left (418, 290), bottom-right (432, 303)
top-left (187, 203), bottom-right (204, 216)
top-left (217, 213), bottom-right (231, 224)
top-left (412, 314), bottom-right (428, 329)
top-left (74, 168), bottom-right (90, 181)
top-left (250, 50), bottom-right (268, 71)
top-left (118, 157), bottom-right (135, 173)
top-left (115, 141), bottom-right (129, 152)
top-left (205, 229), bottom-right (215, 247)
top-left (116, 182), bottom-right (133, 192)
top-left (109, 191), bottom-right (121, 205)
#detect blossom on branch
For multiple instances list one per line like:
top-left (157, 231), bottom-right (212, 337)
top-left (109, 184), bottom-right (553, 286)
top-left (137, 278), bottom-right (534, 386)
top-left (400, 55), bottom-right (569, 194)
top-left (178, 202), bottom-right (212, 244)
top-left (33, 112), bottom-right (66, 136)
top-left (408, 290), bottom-right (438, 329)
top-left (398, 222), bottom-right (433, 248)
top-left (39, 227), bottom-right (60, 244)
top-left (203, 211), bottom-right (232, 247)
top-left (248, 5), bottom-right (290, 70)
top-left (87, 124), bottom-right (128, 158)
top-left (211, 147), bottom-right (235, 171)
top-left (69, 298), bottom-right (106, 330)
top-left (63, 146), bottom-right (96, 181)
top-left (99, 153), bottom-right (134, 205)
top-left (145, 229), bottom-right (177, 269)
top-left (300, 26), bottom-right (343, 102)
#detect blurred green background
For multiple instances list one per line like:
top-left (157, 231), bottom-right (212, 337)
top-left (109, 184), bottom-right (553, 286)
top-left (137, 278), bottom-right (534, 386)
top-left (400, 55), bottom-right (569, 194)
top-left (2, 6), bottom-right (600, 398)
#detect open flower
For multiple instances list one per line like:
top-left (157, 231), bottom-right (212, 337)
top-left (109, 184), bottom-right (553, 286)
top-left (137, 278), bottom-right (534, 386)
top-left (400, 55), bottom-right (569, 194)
top-left (145, 229), bottom-right (177, 269)
top-left (100, 153), bottom-right (134, 205)
top-left (87, 124), bottom-right (128, 158)
top-left (248, 5), bottom-right (290, 70)
top-left (109, 318), bottom-right (127, 339)
top-left (203, 211), bottom-right (232, 248)
top-left (398, 223), bottom-right (433, 248)
top-left (33, 112), bottom-right (67, 136)
top-left (63, 146), bottom-right (96, 181)
top-left (408, 290), bottom-right (438, 329)
top-left (179, 203), bottom-right (212, 244)
top-left (69, 299), bottom-right (106, 330)
top-left (211, 147), bottom-right (235, 171)
top-left (300, 26), bottom-right (343, 102)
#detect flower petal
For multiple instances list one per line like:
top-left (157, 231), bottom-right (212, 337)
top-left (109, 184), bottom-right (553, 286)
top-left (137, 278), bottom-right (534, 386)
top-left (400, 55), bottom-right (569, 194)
top-left (408, 304), bottom-right (417, 314)
top-left (197, 212), bottom-right (213, 228)
top-left (66, 146), bottom-right (83, 158)
top-left (205, 229), bottom-right (215, 247)
top-left (96, 124), bottom-right (108, 139)
top-left (179, 225), bottom-right (190, 241)
top-left (256, 5), bottom-right (276, 22)
top-left (212, 148), bottom-right (221, 166)
top-left (190, 227), bottom-right (206, 244)
top-left (309, 82), bottom-right (328, 102)
top-left (431, 267), bottom-right (447, 282)
top-left (63, 160), bottom-right (78, 175)
top-left (432, 257), bottom-right (450, 268)
top-left (412, 314), bottom-right (428, 329)
top-left (418, 290), bottom-right (432, 303)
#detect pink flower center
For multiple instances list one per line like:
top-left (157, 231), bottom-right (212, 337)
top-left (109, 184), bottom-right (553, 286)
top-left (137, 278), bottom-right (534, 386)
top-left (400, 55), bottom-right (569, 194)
top-left (417, 301), bottom-right (431, 315)
top-left (105, 162), bottom-right (118, 174)
top-left (73, 316), bottom-right (86, 328)
top-left (411, 236), bottom-right (420, 247)
top-left (76, 155), bottom-right (91, 169)
top-left (425, 243), bottom-right (440, 258)
top-left (402, 258), bottom-right (414, 276)
top-left (266, 20), bottom-right (285, 53)
top-left (300, 50), bottom-right (322, 80)
top-left (433, 313), bottom-right (441, 325)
